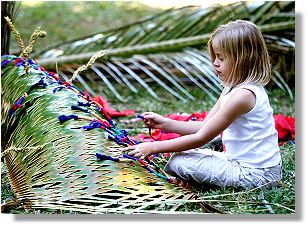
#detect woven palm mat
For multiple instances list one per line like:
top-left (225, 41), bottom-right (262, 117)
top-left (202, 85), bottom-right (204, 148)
top-left (1, 55), bottom-right (220, 214)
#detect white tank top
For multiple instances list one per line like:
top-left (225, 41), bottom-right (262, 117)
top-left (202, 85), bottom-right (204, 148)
top-left (220, 84), bottom-right (281, 168)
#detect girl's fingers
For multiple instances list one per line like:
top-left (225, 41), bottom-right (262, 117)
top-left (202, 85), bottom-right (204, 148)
top-left (141, 112), bottom-right (154, 117)
top-left (144, 119), bottom-right (152, 126)
top-left (127, 149), bottom-right (138, 155)
top-left (128, 150), bottom-right (144, 159)
top-left (142, 112), bottom-right (156, 120)
top-left (120, 145), bottom-right (136, 152)
top-left (139, 154), bottom-right (145, 159)
top-left (127, 147), bottom-right (145, 158)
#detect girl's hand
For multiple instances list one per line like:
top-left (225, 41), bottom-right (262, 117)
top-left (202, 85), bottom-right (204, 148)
top-left (141, 112), bottom-right (167, 129)
top-left (121, 142), bottom-right (154, 159)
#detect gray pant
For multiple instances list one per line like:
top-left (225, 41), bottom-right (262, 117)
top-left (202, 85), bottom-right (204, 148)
top-left (164, 149), bottom-right (282, 188)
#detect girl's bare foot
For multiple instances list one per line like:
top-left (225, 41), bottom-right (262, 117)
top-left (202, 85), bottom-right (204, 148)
top-left (175, 178), bottom-right (193, 190)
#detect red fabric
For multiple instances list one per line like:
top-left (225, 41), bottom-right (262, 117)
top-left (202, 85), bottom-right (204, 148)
top-left (83, 91), bottom-right (135, 117)
top-left (136, 112), bottom-right (295, 144)
top-left (165, 112), bottom-right (208, 122)
top-left (92, 96), bottom-right (135, 117)
top-left (137, 129), bottom-right (181, 142)
top-left (273, 114), bottom-right (295, 141)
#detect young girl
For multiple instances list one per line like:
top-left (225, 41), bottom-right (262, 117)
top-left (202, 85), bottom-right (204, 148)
top-left (121, 20), bottom-right (282, 189)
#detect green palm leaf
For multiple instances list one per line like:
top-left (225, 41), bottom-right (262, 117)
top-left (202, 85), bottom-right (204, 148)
top-left (2, 56), bottom-right (208, 214)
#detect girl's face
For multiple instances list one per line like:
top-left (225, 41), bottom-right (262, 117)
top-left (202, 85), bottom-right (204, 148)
top-left (211, 37), bottom-right (229, 82)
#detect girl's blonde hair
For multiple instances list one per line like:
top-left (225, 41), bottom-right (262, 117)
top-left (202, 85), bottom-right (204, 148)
top-left (208, 20), bottom-right (271, 86)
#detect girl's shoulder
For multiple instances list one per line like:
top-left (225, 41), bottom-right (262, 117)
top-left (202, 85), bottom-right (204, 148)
top-left (222, 83), bottom-right (264, 96)
top-left (237, 82), bottom-right (262, 89)
top-left (236, 83), bottom-right (266, 97)
top-left (220, 83), bottom-right (268, 109)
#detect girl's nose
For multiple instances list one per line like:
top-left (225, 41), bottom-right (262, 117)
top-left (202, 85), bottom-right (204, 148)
top-left (213, 58), bottom-right (219, 67)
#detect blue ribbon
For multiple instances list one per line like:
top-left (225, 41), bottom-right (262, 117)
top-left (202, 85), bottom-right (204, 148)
top-left (58, 114), bottom-right (78, 123)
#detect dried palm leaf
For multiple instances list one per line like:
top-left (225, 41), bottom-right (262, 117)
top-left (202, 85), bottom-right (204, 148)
top-left (34, 1), bottom-right (295, 101)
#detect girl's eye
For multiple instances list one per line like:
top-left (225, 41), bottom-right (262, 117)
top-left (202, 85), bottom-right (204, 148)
top-left (216, 54), bottom-right (224, 61)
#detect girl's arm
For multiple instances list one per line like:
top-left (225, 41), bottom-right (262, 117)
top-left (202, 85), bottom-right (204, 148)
top-left (124, 89), bottom-right (255, 158)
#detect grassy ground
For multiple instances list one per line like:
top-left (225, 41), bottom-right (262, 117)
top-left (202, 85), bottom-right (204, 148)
top-left (2, 1), bottom-right (295, 214)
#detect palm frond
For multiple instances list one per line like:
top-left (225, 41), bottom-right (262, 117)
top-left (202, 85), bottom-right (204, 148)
top-left (33, 1), bottom-right (294, 102)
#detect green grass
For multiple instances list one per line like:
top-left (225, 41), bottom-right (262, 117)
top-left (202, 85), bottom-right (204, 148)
top-left (10, 1), bottom-right (162, 53)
